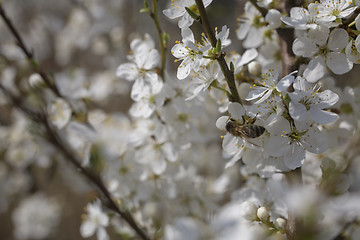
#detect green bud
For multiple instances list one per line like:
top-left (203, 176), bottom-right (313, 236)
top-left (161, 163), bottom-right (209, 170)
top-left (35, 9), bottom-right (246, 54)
top-left (230, 62), bottom-right (235, 73)
top-left (140, 0), bottom-right (150, 13)
top-left (215, 39), bottom-right (222, 54)
top-left (163, 32), bottom-right (170, 46)
top-left (185, 7), bottom-right (200, 22)
top-left (283, 93), bottom-right (291, 107)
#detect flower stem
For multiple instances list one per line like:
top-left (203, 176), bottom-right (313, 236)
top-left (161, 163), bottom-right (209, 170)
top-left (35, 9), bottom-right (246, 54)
top-left (341, 7), bottom-right (360, 28)
top-left (150, 0), bottom-right (167, 80)
top-left (194, 0), bottom-right (241, 104)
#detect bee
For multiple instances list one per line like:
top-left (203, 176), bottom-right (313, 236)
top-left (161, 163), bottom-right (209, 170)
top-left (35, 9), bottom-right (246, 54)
top-left (225, 115), bottom-right (265, 139)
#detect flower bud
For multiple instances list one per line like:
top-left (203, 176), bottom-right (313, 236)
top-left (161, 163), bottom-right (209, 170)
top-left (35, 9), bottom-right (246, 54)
top-left (242, 201), bottom-right (258, 221)
top-left (257, 206), bottom-right (269, 222)
top-left (248, 61), bottom-right (261, 76)
top-left (29, 73), bottom-right (43, 88)
top-left (274, 217), bottom-right (286, 231)
top-left (265, 9), bottom-right (282, 29)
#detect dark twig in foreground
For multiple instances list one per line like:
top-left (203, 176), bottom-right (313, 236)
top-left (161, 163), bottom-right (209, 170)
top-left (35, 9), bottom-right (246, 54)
top-left (0, 4), bottom-right (150, 240)
top-left (0, 5), bottom-right (61, 97)
top-left (194, 0), bottom-right (241, 104)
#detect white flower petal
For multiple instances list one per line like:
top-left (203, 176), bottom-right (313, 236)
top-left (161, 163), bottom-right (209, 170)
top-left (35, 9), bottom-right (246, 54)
top-left (177, 58), bottom-right (192, 80)
top-left (151, 155), bottom-right (167, 175)
top-left (355, 35), bottom-right (360, 53)
top-left (276, 71), bottom-right (297, 92)
top-left (263, 135), bottom-right (289, 157)
top-left (284, 144), bottom-right (305, 170)
top-left (143, 49), bottom-right (160, 69)
top-left (254, 89), bottom-right (273, 104)
top-left (327, 28), bottom-right (349, 52)
top-left (97, 227), bottom-right (110, 240)
top-left (237, 22), bottom-right (250, 40)
top-left (131, 78), bottom-right (149, 101)
top-left (326, 52), bottom-right (353, 75)
top-left (228, 102), bottom-right (246, 120)
top-left (181, 27), bottom-right (195, 43)
top-left (245, 87), bottom-right (268, 101)
top-left (238, 48), bottom-right (258, 67)
top-left (80, 221), bottom-right (97, 238)
top-left (301, 126), bottom-right (328, 154)
top-left (145, 72), bottom-right (163, 94)
top-left (222, 134), bottom-right (239, 153)
top-left (178, 13), bottom-right (194, 28)
top-left (48, 98), bottom-right (72, 129)
top-left (356, 14), bottom-right (360, 31)
top-left (163, 7), bottom-right (186, 19)
top-left (216, 116), bottom-right (229, 131)
top-left (303, 57), bottom-right (327, 83)
top-left (309, 107), bottom-right (338, 125)
top-left (308, 25), bottom-right (329, 46)
top-left (339, 6), bottom-right (357, 18)
top-left (162, 143), bottom-right (178, 162)
top-left (129, 101), bottom-right (155, 118)
top-left (292, 37), bottom-right (318, 57)
top-left (315, 89), bottom-right (339, 109)
top-left (289, 101), bottom-right (307, 122)
top-left (116, 63), bottom-right (138, 81)
top-left (243, 27), bottom-right (263, 48)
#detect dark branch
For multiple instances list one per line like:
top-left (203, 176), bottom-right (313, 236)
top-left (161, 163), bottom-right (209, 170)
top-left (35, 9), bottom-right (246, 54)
top-left (194, 0), bottom-right (241, 104)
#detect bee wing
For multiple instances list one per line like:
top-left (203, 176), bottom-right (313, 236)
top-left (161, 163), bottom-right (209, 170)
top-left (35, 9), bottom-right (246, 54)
top-left (233, 125), bottom-right (249, 137)
top-left (236, 125), bottom-right (265, 138)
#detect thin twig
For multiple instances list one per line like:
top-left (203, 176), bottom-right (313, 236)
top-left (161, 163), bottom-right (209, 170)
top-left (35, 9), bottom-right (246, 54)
top-left (0, 5), bottom-right (150, 240)
top-left (0, 5), bottom-right (61, 97)
top-left (194, 0), bottom-right (241, 104)
top-left (150, 0), bottom-right (167, 80)
top-left (341, 7), bottom-right (360, 28)
top-left (0, 83), bottom-right (151, 240)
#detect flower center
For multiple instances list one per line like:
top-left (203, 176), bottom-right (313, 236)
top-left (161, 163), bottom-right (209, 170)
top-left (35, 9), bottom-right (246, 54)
top-left (319, 46), bottom-right (329, 56)
top-left (331, 9), bottom-right (341, 17)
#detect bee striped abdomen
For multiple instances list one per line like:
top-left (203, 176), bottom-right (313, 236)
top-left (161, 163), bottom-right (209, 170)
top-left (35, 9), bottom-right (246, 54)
top-left (225, 120), bottom-right (265, 139)
top-left (242, 125), bottom-right (265, 138)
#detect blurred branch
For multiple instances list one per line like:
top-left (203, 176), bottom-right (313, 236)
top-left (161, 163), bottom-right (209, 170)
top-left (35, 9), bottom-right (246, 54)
top-left (0, 4), bottom-right (150, 240)
top-left (0, 4), bottom-right (61, 97)
top-left (149, 0), bottom-right (167, 80)
top-left (0, 82), bottom-right (151, 240)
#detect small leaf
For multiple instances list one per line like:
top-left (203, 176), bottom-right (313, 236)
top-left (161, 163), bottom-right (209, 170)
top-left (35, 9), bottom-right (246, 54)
top-left (185, 7), bottom-right (200, 21)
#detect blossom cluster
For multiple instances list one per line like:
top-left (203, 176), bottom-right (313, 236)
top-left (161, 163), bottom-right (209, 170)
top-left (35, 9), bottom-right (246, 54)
top-left (0, 0), bottom-right (360, 240)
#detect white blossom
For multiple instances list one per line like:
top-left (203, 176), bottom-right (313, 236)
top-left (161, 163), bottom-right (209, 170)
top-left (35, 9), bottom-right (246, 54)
top-left (172, 27), bottom-right (211, 80)
top-left (289, 76), bottom-right (339, 125)
top-left (80, 200), bottom-right (109, 240)
top-left (163, 0), bottom-right (213, 28)
top-left (293, 26), bottom-right (352, 74)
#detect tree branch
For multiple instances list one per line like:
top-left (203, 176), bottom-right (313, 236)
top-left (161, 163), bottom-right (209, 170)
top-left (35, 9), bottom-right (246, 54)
top-left (194, 0), bottom-right (241, 104)
top-left (150, 0), bottom-right (167, 80)
top-left (0, 4), bottom-right (150, 240)
top-left (0, 83), bottom-right (151, 240)
top-left (0, 4), bottom-right (61, 97)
